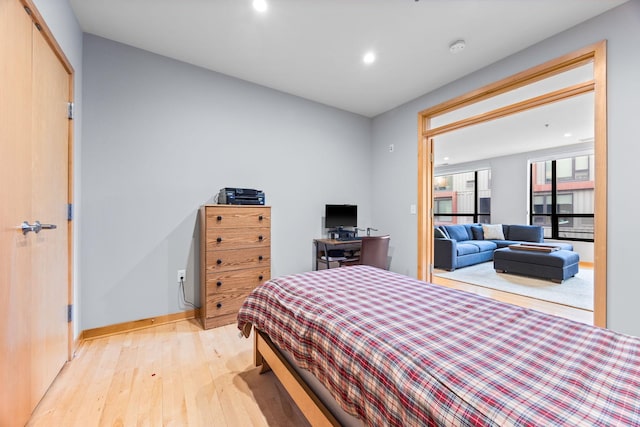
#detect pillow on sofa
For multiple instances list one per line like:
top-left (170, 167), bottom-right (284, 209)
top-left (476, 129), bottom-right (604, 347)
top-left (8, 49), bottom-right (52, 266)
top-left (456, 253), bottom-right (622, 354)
top-left (471, 225), bottom-right (484, 240)
top-left (507, 225), bottom-right (543, 242)
top-left (444, 225), bottom-right (470, 242)
top-left (482, 223), bottom-right (505, 240)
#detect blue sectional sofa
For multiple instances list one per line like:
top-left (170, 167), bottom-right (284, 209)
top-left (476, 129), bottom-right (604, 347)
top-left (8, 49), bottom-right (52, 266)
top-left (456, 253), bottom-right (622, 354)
top-left (434, 223), bottom-right (573, 271)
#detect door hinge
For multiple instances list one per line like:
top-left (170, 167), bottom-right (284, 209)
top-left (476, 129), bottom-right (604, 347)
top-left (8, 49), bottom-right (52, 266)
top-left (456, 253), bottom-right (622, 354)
top-left (67, 203), bottom-right (73, 221)
top-left (429, 264), bottom-right (434, 274)
top-left (67, 304), bottom-right (73, 323)
top-left (68, 102), bottom-right (74, 120)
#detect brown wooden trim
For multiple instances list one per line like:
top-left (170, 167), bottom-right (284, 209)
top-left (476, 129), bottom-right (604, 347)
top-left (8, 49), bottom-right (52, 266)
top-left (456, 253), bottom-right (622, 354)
top-left (592, 41), bottom-right (607, 328)
top-left (255, 331), bottom-right (340, 427)
top-left (19, 0), bottom-right (73, 74)
top-left (82, 310), bottom-right (199, 340)
top-left (417, 135), bottom-right (430, 280)
top-left (418, 41), bottom-right (607, 326)
top-left (66, 48), bottom-right (75, 363)
top-left (418, 43), bottom-right (598, 122)
top-left (425, 81), bottom-right (595, 138)
top-left (580, 261), bottom-right (594, 269)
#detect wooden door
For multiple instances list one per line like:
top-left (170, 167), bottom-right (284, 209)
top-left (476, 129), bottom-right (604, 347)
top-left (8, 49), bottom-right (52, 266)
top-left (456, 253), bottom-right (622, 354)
top-left (30, 13), bottom-right (71, 405)
top-left (0, 0), bottom-right (72, 425)
top-left (0, 0), bottom-right (35, 422)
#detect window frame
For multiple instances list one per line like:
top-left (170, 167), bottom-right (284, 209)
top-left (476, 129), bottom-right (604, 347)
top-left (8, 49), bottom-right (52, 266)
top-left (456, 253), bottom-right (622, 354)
top-left (529, 158), bottom-right (594, 242)
top-left (434, 169), bottom-right (490, 225)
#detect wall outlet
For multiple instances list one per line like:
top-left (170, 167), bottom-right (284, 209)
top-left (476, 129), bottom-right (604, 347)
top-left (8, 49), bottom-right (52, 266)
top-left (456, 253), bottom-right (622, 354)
top-left (177, 269), bottom-right (186, 282)
top-left (388, 144), bottom-right (394, 152)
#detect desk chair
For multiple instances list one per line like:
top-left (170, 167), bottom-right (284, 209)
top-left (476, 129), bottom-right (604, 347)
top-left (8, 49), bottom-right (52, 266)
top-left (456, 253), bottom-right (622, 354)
top-left (341, 235), bottom-right (390, 270)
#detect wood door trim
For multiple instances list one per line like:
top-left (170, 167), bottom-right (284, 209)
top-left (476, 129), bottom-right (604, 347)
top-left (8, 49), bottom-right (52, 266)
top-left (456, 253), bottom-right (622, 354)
top-left (19, 0), bottom-right (73, 74)
top-left (417, 41), bottom-right (607, 328)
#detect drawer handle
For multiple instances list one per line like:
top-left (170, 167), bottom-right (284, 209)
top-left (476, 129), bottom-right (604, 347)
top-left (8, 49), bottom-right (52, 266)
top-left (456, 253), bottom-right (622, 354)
top-left (216, 259), bottom-right (222, 265)
top-left (258, 275), bottom-right (264, 281)
top-left (216, 303), bottom-right (222, 309)
top-left (258, 215), bottom-right (263, 221)
top-left (258, 255), bottom-right (263, 261)
top-left (216, 215), bottom-right (222, 221)
top-left (258, 235), bottom-right (263, 241)
top-left (216, 237), bottom-right (222, 243)
top-left (216, 281), bottom-right (222, 287)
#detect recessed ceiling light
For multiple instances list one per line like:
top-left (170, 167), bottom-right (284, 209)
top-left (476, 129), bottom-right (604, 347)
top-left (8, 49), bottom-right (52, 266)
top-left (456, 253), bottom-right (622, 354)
top-left (444, 157), bottom-right (450, 161)
top-left (363, 51), bottom-right (376, 65)
top-left (253, 0), bottom-right (267, 12)
top-left (449, 40), bottom-right (466, 54)
top-left (564, 132), bottom-right (572, 137)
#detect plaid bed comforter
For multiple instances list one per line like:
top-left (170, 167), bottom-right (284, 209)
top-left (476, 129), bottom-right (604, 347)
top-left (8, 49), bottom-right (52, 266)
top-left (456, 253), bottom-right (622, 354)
top-left (237, 265), bottom-right (640, 426)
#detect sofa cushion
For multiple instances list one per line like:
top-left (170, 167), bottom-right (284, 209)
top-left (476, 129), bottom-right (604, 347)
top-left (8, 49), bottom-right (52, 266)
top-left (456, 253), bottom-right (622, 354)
top-left (469, 240), bottom-right (498, 252)
top-left (482, 224), bottom-right (505, 240)
top-left (444, 225), bottom-right (471, 242)
top-left (506, 225), bottom-right (543, 242)
top-left (456, 243), bottom-right (480, 256)
top-left (471, 225), bottom-right (484, 240)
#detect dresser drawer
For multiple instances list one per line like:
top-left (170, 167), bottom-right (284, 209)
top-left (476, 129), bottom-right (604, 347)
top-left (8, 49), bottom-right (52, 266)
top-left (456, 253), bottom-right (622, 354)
top-left (205, 206), bottom-right (270, 229)
top-left (206, 247), bottom-right (270, 272)
top-left (206, 267), bottom-right (270, 295)
top-left (205, 227), bottom-right (270, 251)
top-left (203, 291), bottom-right (249, 326)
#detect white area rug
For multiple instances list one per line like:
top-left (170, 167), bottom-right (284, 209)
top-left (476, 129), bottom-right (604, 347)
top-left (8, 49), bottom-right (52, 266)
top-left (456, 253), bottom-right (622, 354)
top-left (434, 262), bottom-right (593, 310)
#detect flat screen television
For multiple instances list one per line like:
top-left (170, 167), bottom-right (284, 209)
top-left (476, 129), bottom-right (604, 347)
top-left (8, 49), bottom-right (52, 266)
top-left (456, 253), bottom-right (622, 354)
top-left (325, 204), bottom-right (357, 228)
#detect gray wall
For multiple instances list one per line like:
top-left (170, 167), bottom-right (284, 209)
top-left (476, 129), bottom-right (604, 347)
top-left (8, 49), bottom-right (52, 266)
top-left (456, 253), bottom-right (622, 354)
top-left (32, 0), bottom-right (83, 338)
top-left (80, 35), bottom-right (372, 329)
top-left (372, 0), bottom-right (640, 336)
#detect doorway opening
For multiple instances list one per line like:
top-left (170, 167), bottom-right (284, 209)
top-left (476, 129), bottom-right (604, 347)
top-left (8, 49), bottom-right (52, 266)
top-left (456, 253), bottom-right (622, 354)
top-left (417, 41), bottom-right (607, 327)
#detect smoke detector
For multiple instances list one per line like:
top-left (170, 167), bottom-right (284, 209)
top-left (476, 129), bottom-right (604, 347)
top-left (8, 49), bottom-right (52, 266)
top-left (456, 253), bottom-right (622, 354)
top-left (449, 40), bottom-right (466, 54)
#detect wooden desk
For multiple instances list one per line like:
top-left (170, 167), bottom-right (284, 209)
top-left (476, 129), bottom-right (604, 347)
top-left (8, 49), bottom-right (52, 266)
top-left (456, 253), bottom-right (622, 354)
top-left (313, 238), bottom-right (362, 270)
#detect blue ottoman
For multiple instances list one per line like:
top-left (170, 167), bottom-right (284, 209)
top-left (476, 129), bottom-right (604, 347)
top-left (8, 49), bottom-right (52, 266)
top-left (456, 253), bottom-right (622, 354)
top-left (493, 247), bottom-right (580, 283)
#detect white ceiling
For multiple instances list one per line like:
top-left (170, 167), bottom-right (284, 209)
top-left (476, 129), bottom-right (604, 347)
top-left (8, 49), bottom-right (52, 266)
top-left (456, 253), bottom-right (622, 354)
top-left (69, 0), bottom-right (626, 118)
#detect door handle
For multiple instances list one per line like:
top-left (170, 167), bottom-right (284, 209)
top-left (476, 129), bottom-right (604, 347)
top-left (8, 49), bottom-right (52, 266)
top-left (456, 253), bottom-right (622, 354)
top-left (19, 221), bottom-right (57, 235)
top-left (36, 221), bottom-right (57, 231)
top-left (20, 221), bottom-right (38, 235)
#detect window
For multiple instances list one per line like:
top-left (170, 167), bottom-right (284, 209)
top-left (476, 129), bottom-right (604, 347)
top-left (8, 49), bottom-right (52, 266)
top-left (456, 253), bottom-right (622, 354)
top-left (434, 169), bottom-right (491, 225)
top-left (530, 155), bottom-right (594, 241)
top-left (434, 198), bottom-right (452, 223)
top-left (434, 175), bottom-right (452, 190)
top-left (538, 155), bottom-right (592, 183)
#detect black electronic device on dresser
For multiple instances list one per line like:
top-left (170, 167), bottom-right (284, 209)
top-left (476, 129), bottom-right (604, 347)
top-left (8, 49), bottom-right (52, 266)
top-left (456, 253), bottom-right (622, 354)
top-left (218, 187), bottom-right (265, 205)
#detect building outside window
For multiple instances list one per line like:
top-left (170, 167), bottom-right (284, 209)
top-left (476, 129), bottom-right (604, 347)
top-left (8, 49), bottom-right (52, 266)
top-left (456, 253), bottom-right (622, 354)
top-left (530, 154), bottom-right (594, 241)
top-left (434, 169), bottom-right (491, 225)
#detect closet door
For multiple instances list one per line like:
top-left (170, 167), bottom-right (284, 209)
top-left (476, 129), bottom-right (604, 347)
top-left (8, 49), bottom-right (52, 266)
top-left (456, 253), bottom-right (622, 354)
top-left (0, 0), bottom-right (35, 424)
top-left (30, 12), bottom-right (71, 405)
top-left (0, 1), bottom-right (72, 425)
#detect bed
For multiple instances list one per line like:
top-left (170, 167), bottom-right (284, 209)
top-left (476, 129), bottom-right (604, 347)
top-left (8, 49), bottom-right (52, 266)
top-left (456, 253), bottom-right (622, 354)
top-left (237, 265), bottom-right (640, 426)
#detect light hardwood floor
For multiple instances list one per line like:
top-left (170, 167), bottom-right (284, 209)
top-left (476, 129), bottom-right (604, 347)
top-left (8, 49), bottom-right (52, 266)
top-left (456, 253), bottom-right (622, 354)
top-left (28, 272), bottom-right (593, 426)
top-left (27, 320), bottom-right (310, 427)
top-left (432, 273), bottom-right (594, 325)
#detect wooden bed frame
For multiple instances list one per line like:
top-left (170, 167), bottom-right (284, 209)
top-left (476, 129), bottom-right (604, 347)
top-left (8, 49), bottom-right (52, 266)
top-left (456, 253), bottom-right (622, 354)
top-left (253, 329), bottom-right (341, 427)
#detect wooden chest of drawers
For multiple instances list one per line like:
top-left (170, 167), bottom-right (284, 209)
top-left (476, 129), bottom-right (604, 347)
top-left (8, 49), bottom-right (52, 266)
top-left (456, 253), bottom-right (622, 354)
top-left (199, 205), bottom-right (271, 329)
